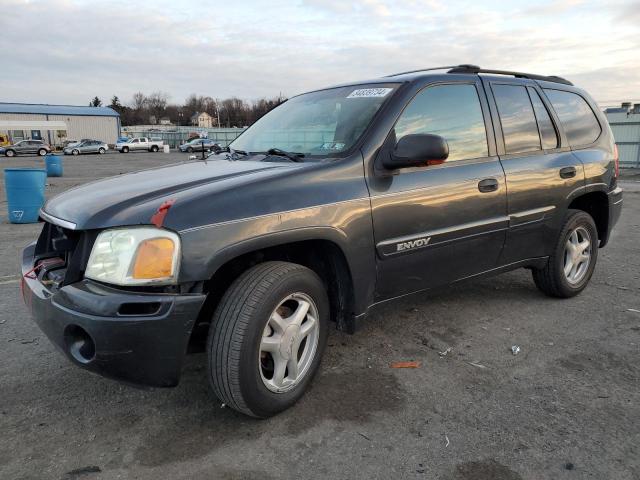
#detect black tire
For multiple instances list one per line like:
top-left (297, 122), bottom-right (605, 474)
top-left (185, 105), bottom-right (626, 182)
top-left (98, 147), bottom-right (105, 154)
top-left (532, 209), bottom-right (598, 298)
top-left (5, 149), bottom-right (15, 157)
top-left (151, 145), bottom-right (159, 152)
top-left (207, 261), bottom-right (329, 418)
top-left (38, 148), bottom-right (47, 156)
top-left (72, 149), bottom-right (79, 156)
top-left (122, 146), bottom-right (129, 153)
top-left (187, 147), bottom-right (193, 153)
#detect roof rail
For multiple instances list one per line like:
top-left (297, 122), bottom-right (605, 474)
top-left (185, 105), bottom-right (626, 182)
top-left (385, 65), bottom-right (480, 77)
top-left (447, 65), bottom-right (573, 86)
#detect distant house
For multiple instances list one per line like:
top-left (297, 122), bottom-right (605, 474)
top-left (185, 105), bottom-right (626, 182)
top-left (190, 111), bottom-right (213, 128)
top-left (159, 117), bottom-right (173, 125)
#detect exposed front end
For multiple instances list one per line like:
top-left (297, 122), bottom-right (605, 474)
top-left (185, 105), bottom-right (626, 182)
top-left (21, 222), bottom-right (206, 387)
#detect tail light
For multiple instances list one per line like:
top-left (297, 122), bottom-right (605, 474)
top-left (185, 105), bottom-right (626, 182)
top-left (614, 144), bottom-right (619, 178)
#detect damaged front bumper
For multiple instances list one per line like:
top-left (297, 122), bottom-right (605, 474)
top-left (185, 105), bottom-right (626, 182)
top-left (21, 242), bottom-right (206, 387)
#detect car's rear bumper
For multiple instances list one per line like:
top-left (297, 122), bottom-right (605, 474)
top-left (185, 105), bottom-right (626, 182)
top-left (21, 243), bottom-right (206, 387)
top-left (603, 186), bottom-right (623, 246)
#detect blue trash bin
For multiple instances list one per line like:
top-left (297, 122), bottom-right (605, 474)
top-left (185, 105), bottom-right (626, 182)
top-left (4, 168), bottom-right (47, 224)
top-left (45, 154), bottom-right (63, 177)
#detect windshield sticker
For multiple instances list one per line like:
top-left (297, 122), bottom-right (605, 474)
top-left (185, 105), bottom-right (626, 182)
top-left (347, 88), bottom-right (392, 98)
top-left (320, 142), bottom-right (346, 151)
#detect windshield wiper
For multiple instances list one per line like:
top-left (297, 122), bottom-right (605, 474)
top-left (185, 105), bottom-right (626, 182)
top-left (266, 148), bottom-right (305, 163)
top-left (214, 146), bottom-right (248, 159)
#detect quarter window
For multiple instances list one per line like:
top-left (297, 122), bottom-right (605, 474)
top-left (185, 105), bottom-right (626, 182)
top-left (394, 84), bottom-right (488, 162)
top-left (528, 87), bottom-right (558, 150)
top-left (492, 84), bottom-right (540, 154)
top-left (543, 89), bottom-right (601, 146)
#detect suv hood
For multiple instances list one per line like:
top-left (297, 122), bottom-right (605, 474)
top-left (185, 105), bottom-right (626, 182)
top-left (43, 159), bottom-right (302, 230)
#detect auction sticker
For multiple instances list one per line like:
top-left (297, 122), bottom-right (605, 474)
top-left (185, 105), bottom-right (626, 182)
top-left (347, 88), bottom-right (392, 98)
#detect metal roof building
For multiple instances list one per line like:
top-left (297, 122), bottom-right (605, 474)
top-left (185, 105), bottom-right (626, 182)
top-left (604, 102), bottom-right (640, 168)
top-left (0, 103), bottom-right (121, 146)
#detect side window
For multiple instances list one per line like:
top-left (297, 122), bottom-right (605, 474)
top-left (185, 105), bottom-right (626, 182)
top-left (132, 138), bottom-right (139, 143)
top-left (394, 84), bottom-right (488, 161)
top-left (543, 89), bottom-right (601, 146)
top-left (527, 87), bottom-right (558, 150)
top-left (492, 84), bottom-right (540, 154)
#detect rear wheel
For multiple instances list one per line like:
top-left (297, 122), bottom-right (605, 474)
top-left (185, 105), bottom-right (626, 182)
top-left (5, 149), bottom-right (15, 157)
top-left (207, 261), bottom-right (329, 418)
top-left (72, 149), bottom-right (79, 155)
top-left (532, 209), bottom-right (598, 298)
top-left (38, 148), bottom-right (47, 156)
top-left (98, 147), bottom-right (106, 154)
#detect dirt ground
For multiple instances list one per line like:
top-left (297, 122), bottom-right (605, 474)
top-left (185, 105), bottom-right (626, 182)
top-left (1, 152), bottom-right (639, 479)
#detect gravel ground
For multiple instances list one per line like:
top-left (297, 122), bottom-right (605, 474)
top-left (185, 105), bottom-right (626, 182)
top-left (1, 153), bottom-right (639, 480)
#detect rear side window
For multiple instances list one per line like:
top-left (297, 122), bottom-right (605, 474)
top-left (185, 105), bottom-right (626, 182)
top-left (543, 89), bottom-right (601, 146)
top-left (394, 84), bottom-right (488, 161)
top-left (528, 88), bottom-right (558, 150)
top-left (492, 84), bottom-right (540, 154)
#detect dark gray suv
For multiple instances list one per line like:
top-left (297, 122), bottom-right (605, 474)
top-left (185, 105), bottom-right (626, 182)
top-left (22, 65), bottom-right (622, 418)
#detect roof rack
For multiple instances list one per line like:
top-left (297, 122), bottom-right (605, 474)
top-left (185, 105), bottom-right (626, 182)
top-left (447, 65), bottom-right (573, 86)
top-left (385, 64), bottom-right (573, 86)
top-left (385, 65), bottom-right (479, 77)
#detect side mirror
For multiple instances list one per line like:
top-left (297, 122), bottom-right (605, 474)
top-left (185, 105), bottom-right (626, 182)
top-left (383, 133), bottom-right (449, 170)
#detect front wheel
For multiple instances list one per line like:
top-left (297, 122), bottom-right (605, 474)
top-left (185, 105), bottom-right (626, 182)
top-left (151, 145), bottom-right (159, 152)
top-left (72, 149), bottom-right (79, 156)
top-left (38, 148), bottom-right (47, 156)
top-left (532, 209), bottom-right (598, 298)
top-left (98, 147), bottom-right (105, 154)
top-left (121, 147), bottom-right (129, 153)
top-left (187, 147), bottom-right (193, 153)
top-left (5, 149), bottom-right (15, 157)
top-left (207, 261), bottom-right (329, 418)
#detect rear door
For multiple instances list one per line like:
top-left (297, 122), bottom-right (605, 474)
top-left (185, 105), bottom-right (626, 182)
top-left (368, 80), bottom-right (508, 300)
top-left (483, 79), bottom-right (585, 264)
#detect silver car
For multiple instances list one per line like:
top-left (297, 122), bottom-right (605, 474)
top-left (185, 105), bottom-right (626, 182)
top-left (63, 140), bottom-right (108, 155)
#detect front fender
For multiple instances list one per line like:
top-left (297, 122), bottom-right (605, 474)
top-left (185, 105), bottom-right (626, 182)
top-left (178, 198), bottom-right (376, 316)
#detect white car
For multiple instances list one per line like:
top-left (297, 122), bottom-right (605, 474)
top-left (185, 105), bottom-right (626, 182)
top-left (116, 137), bottom-right (163, 153)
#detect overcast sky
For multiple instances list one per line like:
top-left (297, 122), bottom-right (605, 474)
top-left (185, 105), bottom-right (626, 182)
top-left (2, 0), bottom-right (639, 107)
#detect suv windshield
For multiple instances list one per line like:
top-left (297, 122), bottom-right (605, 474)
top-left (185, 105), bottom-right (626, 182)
top-left (230, 84), bottom-right (397, 158)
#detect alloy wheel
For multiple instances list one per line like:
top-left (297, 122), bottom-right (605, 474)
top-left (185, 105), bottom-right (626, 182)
top-left (563, 226), bottom-right (591, 285)
top-left (259, 292), bottom-right (320, 393)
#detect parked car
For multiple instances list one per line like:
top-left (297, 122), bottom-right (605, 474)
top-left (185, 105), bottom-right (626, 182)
top-left (179, 138), bottom-right (219, 153)
top-left (23, 65), bottom-right (622, 418)
top-left (63, 140), bottom-right (108, 155)
top-left (116, 137), bottom-right (163, 153)
top-left (3, 139), bottom-right (51, 157)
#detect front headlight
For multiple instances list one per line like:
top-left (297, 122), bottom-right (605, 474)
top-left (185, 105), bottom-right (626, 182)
top-left (85, 227), bottom-right (181, 286)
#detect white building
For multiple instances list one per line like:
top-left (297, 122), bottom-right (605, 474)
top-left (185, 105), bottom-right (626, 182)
top-left (604, 102), bottom-right (640, 168)
top-left (0, 103), bottom-right (121, 146)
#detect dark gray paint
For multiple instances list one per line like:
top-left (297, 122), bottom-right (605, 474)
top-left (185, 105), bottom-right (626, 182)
top-left (40, 71), bottom-right (622, 321)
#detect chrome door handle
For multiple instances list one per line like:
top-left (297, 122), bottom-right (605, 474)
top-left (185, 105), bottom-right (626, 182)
top-left (478, 178), bottom-right (499, 193)
top-left (560, 166), bottom-right (577, 179)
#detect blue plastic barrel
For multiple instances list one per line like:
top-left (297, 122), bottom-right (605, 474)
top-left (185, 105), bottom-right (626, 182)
top-left (4, 168), bottom-right (47, 224)
top-left (45, 154), bottom-right (63, 177)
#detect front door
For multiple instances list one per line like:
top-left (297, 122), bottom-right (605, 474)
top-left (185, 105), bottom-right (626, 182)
top-left (483, 79), bottom-right (586, 265)
top-left (367, 81), bottom-right (508, 301)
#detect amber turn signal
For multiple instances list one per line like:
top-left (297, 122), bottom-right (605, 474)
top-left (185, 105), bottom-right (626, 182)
top-left (132, 238), bottom-right (175, 279)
